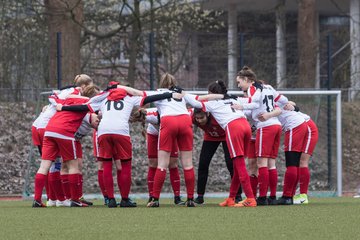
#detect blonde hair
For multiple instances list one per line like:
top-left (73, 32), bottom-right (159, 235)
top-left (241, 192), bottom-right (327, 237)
top-left (82, 85), bottom-right (100, 98)
top-left (74, 74), bottom-right (93, 87)
top-left (159, 73), bottom-right (176, 89)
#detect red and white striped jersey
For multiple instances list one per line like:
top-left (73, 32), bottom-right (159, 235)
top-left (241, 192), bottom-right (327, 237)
top-left (184, 94), bottom-right (246, 129)
top-left (145, 108), bottom-right (160, 135)
top-left (145, 89), bottom-right (189, 117)
top-left (74, 113), bottom-right (93, 140)
top-left (45, 97), bottom-right (90, 138)
top-left (248, 84), bottom-right (281, 129)
top-left (33, 88), bottom-right (80, 129)
top-left (277, 106), bottom-right (306, 131)
top-left (89, 95), bottom-right (143, 137)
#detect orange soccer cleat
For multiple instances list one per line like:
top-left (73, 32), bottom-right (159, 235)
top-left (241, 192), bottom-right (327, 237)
top-left (219, 197), bottom-right (235, 207)
top-left (233, 198), bottom-right (257, 207)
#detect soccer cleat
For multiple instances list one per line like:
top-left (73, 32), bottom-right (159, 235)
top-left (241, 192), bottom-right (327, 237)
top-left (120, 198), bottom-right (137, 208)
top-left (219, 197), bottom-right (235, 207)
top-left (104, 196), bottom-right (110, 206)
top-left (186, 199), bottom-right (196, 207)
top-left (107, 198), bottom-right (117, 208)
top-left (46, 199), bottom-right (57, 207)
top-left (256, 197), bottom-right (268, 206)
top-left (194, 196), bottom-right (204, 205)
top-left (32, 200), bottom-right (46, 208)
top-left (148, 196), bottom-right (154, 203)
top-left (235, 195), bottom-right (243, 203)
top-left (233, 198), bottom-right (257, 207)
top-left (70, 200), bottom-right (88, 207)
top-left (293, 194), bottom-right (309, 205)
top-left (147, 199), bottom-right (160, 208)
top-left (79, 197), bottom-right (93, 206)
top-left (277, 196), bottom-right (293, 205)
top-left (56, 199), bottom-right (71, 207)
top-left (174, 196), bottom-right (186, 206)
top-left (267, 196), bottom-right (277, 205)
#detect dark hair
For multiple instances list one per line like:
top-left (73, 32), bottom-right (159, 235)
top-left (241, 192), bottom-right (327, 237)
top-left (194, 108), bottom-right (206, 115)
top-left (159, 73), bottom-right (176, 89)
top-left (208, 80), bottom-right (227, 94)
top-left (237, 66), bottom-right (257, 82)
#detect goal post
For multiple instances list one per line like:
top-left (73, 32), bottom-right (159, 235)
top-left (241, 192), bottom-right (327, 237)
top-left (187, 90), bottom-right (342, 197)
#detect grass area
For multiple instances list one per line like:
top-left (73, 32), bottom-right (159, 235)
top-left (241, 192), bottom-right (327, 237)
top-left (1, 197), bottom-right (360, 240)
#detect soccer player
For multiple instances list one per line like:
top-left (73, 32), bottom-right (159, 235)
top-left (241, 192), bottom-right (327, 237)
top-left (234, 69), bottom-right (283, 205)
top-left (183, 80), bottom-right (257, 207)
top-left (192, 109), bottom-right (243, 204)
top-left (136, 107), bottom-right (185, 205)
top-left (32, 85), bottom-right (100, 207)
top-left (285, 101), bottom-right (319, 204)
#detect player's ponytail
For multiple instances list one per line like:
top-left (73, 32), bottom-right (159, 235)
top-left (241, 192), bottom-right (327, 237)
top-left (237, 66), bottom-right (257, 82)
top-left (208, 80), bottom-right (227, 94)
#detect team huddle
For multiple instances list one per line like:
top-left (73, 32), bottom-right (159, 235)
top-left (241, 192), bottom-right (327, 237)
top-left (31, 66), bottom-right (318, 208)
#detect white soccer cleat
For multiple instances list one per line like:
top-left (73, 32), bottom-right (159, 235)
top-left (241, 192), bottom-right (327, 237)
top-left (293, 194), bottom-right (309, 204)
top-left (56, 199), bottom-right (71, 207)
top-left (46, 199), bottom-right (57, 207)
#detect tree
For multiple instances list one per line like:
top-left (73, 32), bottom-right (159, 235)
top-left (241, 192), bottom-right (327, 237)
top-left (297, 0), bottom-right (318, 88)
top-left (45, 0), bottom-right (83, 87)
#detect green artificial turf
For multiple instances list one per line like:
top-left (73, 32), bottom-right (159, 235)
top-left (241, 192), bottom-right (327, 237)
top-left (0, 198), bottom-right (359, 240)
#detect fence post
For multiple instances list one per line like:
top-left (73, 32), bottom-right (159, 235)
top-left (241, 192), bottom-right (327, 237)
top-left (239, 32), bottom-right (244, 68)
top-left (327, 34), bottom-right (332, 189)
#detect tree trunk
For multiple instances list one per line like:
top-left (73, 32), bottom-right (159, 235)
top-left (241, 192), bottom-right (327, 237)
top-left (45, 0), bottom-right (83, 88)
top-left (350, 0), bottom-right (360, 101)
top-left (297, 0), bottom-right (318, 88)
top-left (127, 0), bottom-right (141, 87)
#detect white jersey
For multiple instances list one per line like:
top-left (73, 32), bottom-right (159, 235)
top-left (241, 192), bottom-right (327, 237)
top-left (145, 89), bottom-right (189, 117)
top-left (277, 106), bottom-right (305, 131)
top-left (236, 85), bottom-right (261, 110)
top-left (32, 88), bottom-right (77, 129)
top-left (247, 84), bottom-right (281, 129)
top-left (297, 111), bottom-right (311, 122)
top-left (145, 108), bottom-right (160, 135)
top-left (184, 94), bottom-right (246, 129)
top-left (74, 113), bottom-right (93, 140)
top-left (89, 95), bottom-right (142, 137)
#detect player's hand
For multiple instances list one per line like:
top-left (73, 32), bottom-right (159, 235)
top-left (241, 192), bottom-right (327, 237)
top-left (56, 104), bottom-right (63, 111)
top-left (170, 85), bottom-right (183, 93)
top-left (231, 103), bottom-right (243, 110)
top-left (258, 112), bottom-right (270, 122)
top-left (284, 103), bottom-right (295, 111)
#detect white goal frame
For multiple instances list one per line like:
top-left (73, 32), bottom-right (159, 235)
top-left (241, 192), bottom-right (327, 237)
top-left (187, 90), bottom-right (342, 197)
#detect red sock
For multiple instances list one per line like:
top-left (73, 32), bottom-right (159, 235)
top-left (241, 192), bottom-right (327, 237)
top-left (34, 173), bottom-right (47, 202)
top-left (299, 167), bottom-right (310, 194)
top-left (268, 168), bottom-right (278, 197)
top-left (61, 174), bottom-right (71, 199)
top-left (234, 156), bottom-right (254, 198)
top-left (78, 173), bottom-right (83, 199)
top-left (283, 166), bottom-right (298, 197)
top-left (183, 168), bottom-right (195, 199)
top-left (49, 172), bottom-right (65, 201)
top-left (47, 173), bottom-right (56, 200)
top-left (292, 167), bottom-right (300, 196)
top-left (117, 161), bottom-right (132, 199)
top-left (169, 167), bottom-right (181, 197)
top-left (229, 163), bottom-right (241, 198)
top-left (258, 167), bottom-right (269, 198)
top-left (68, 174), bottom-right (79, 201)
top-left (103, 161), bottom-right (114, 199)
top-left (250, 175), bottom-right (258, 197)
top-left (152, 168), bottom-right (167, 199)
top-left (147, 167), bottom-right (157, 197)
top-left (97, 170), bottom-right (107, 197)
